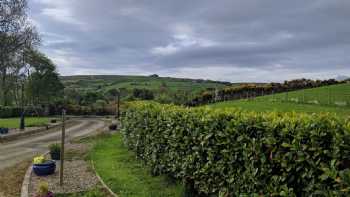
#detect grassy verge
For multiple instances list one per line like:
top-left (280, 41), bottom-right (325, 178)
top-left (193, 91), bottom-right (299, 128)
top-left (90, 133), bottom-right (185, 197)
top-left (0, 117), bottom-right (50, 128)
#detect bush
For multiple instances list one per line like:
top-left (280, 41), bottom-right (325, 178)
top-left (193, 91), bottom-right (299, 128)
top-left (0, 106), bottom-right (21, 118)
top-left (0, 106), bottom-right (45, 118)
top-left (121, 102), bottom-right (350, 196)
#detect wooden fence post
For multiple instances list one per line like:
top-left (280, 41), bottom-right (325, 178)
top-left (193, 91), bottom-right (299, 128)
top-left (59, 109), bottom-right (66, 186)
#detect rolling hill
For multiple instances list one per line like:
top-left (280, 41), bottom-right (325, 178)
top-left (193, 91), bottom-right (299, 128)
top-left (61, 75), bottom-right (231, 92)
top-left (61, 75), bottom-right (236, 104)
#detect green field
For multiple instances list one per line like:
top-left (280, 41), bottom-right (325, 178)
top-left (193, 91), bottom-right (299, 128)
top-left (62, 75), bottom-right (231, 93)
top-left (0, 117), bottom-right (49, 128)
top-left (90, 133), bottom-right (184, 197)
top-left (209, 83), bottom-right (350, 118)
top-left (256, 83), bottom-right (350, 106)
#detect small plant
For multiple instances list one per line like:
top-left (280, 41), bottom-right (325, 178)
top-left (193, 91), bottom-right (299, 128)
top-left (49, 143), bottom-right (61, 160)
top-left (36, 181), bottom-right (53, 197)
top-left (50, 119), bottom-right (57, 123)
top-left (33, 156), bottom-right (45, 164)
top-left (49, 143), bottom-right (60, 153)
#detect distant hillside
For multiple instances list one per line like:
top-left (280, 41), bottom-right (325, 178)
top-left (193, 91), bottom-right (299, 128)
top-left (60, 75), bottom-right (236, 104)
top-left (61, 75), bottom-right (232, 92)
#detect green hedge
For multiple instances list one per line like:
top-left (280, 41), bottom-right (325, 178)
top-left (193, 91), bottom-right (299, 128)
top-left (0, 106), bottom-right (45, 118)
top-left (0, 106), bottom-right (22, 118)
top-left (121, 102), bottom-right (350, 196)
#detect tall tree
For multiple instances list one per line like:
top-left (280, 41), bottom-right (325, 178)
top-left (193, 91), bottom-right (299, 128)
top-left (25, 49), bottom-right (64, 105)
top-left (0, 0), bottom-right (39, 105)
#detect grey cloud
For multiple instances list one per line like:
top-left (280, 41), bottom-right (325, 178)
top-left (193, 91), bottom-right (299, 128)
top-left (28, 0), bottom-right (350, 82)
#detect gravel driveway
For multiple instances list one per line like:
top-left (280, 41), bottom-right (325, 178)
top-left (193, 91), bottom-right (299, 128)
top-left (0, 118), bottom-right (106, 170)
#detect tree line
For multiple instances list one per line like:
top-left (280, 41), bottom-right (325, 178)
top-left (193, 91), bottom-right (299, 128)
top-left (0, 0), bottom-right (63, 113)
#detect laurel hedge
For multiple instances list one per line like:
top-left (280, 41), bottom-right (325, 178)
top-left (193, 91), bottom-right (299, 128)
top-left (121, 102), bottom-right (350, 196)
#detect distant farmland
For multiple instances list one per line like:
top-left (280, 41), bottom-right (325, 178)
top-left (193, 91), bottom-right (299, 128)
top-left (61, 75), bottom-right (233, 95)
top-left (209, 83), bottom-right (350, 118)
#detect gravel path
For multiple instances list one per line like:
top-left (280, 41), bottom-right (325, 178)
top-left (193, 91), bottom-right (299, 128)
top-left (29, 160), bottom-right (99, 195)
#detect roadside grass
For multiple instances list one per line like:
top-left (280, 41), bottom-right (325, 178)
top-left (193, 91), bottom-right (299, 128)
top-left (90, 133), bottom-right (185, 197)
top-left (0, 160), bottom-right (31, 197)
top-left (209, 99), bottom-right (350, 118)
top-left (0, 117), bottom-right (50, 128)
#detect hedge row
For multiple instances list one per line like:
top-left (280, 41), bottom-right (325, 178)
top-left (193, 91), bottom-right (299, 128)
top-left (0, 106), bottom-right (48, 118)
top-left (0, 106), bottom-right (22, 118)
top-left (64, 104), bottom-right (116, 116)
top-left (121, 102), bottom-right (350, 196)
top-left (188, 79), bottom-right (343, 106)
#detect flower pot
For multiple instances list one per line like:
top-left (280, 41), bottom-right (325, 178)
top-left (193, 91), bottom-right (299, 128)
top-left (50, 152), bottom-right (60, 160)
top-left (36, 192), bottom-right (54, 197)
top-left (0, 128), bottom-right (9, 135)
top-left (33, 160), bottom-right (56, 176)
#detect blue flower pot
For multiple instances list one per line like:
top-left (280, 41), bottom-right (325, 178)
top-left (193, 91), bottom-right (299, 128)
top-left (0, 128), bottom-right (9, 135)
top-left (50, 152), bottom-right (61, 160)
top-left (33, 160), bottom-right (56, 176)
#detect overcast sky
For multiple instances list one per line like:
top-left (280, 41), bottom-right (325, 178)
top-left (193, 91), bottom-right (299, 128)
top-left (28, 0), bottom-right (350, 82)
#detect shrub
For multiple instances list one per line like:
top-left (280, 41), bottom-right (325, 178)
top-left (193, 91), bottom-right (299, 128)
top-left (121, 101), bottom-right (350, 196)
top-left (0, 106), bottom-right (45, 118)
top-left (0, 106), bottom-right (21, 118)
top-left (50, 119), bottom-right (57, 123)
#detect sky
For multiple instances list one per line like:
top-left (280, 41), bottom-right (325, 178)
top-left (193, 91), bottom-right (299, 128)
top-left (28, 0), bottom-right (350, 82)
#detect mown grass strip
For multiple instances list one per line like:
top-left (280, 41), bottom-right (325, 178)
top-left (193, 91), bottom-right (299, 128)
top-left (0, 117), bottom-right (49, 128)
top-left (90, 133), bottom-right (185, 197)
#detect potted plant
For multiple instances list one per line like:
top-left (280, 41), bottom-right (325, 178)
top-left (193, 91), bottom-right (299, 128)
top-left (49, 143), bottom-right (61, 160)
top-left (32, 156), bottom-right (56, 176)
top-left (109, 124), bottom-right (117, 131)
top-left (35, 181), bottom-right (54, 197)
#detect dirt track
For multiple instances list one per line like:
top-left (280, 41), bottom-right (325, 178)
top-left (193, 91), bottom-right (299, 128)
top-left (0, 118), bottom-right (106, 170)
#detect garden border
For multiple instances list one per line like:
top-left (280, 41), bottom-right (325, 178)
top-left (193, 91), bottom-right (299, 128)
top-left (21, 151), bottom-right (49, 197)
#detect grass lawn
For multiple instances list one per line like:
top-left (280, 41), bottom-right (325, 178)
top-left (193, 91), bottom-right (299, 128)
top-left (90, 133), bottom-right (185, 197)
top-left (54, 188), bottom-right (107, 197)
top-left (209, 99), bottom-right (350, 118)
top-left (0, 117), bottom-right (50, 128)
